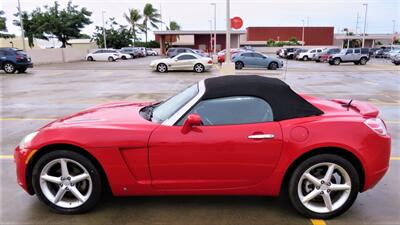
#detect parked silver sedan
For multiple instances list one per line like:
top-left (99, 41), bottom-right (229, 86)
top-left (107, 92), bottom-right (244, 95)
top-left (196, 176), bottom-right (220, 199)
top-left (150, 53), bottom-right (213, 73)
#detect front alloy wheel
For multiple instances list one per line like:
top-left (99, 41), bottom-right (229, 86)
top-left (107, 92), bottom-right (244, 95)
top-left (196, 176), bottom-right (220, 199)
top-left (289, 154), bottom-right (359, 219)
top-left (32, 150), bottom-right (102, 214)
top-left (157, 63), bottom-right (168, 73)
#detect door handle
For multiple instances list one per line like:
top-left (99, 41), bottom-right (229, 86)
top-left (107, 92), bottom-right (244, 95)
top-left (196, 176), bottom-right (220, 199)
top-left (248, 134), bottom-right (275, 139)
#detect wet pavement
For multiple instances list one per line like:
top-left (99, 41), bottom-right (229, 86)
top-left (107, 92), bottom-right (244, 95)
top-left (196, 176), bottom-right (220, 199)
top-left (1, 56), bottom-right (399, 225)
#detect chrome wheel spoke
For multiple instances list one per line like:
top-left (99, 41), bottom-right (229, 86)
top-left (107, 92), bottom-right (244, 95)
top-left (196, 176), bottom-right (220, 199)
top-left (323, 164), bottom-right (335, 183)
top-left (69, 186), bottom-right (87, 202)
top-left (60, 159), bottom-right (69, 178)
top-left (41, 174), bottom-right (62, 184)
top-left (301, 189), bottom-right (320, 203)
top-left (53, 186), bottom-right (67, 203)
top-left (71, 173), bottom-right (89, 184)
top-left (322, 192), bottom-right (333, 212)
top-left (330, 183), bottom-right (351, 191)
top-left (303, 172), bottom-right (320, 186)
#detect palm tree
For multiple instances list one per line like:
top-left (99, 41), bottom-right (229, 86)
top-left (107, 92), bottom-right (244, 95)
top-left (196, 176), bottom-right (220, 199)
top-left (123, 8), bottom-right (142, 42)
top-left (142, 3), bottom-right (161, 43)
top-left (167, 21), bottom-right (181, 31)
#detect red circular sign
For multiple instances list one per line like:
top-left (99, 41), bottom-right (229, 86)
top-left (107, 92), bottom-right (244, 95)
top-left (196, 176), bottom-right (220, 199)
top-left (231, 17), bottom-right (243, 29)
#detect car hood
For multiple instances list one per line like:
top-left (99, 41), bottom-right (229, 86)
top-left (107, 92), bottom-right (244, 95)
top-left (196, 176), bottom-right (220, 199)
top-left (42, 102), bottom-right (154, 129)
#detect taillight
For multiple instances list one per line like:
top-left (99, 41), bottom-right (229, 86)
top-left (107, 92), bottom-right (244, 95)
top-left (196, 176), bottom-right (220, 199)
top-left (364, 118), bottom-right (388, 136)
top-left (208, 60), bottom-right (212, 64)
top-left (16, 54), bottom-right (23, 61)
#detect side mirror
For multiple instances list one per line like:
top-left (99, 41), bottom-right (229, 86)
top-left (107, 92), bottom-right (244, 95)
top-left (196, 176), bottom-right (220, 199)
top-left (182, 114), bottom-right (202, 133)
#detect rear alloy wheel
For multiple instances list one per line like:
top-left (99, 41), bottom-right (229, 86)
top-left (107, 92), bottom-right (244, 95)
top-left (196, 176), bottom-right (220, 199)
top-left (32, 150), bottom-right (102, 214)
top-left (87, 56), bottom-right (93, 61)
top-left (359, 57), bottom-right (367, 65)
top-left (157, 63), bottom-right (168, 73)
top-left (194, 63), bottom-right (205, 73)
top-left (333, 58), bottom-right (341, 65)
top-left (289, 154), bottom-right (359, 219)
top-left (235, 61), bottom-right (244, 70)
top-left (108, 56), bottom-right (114, 62)
top-left (303, 56), bottom-right (309, 61)
top-left (3, 62), bottom-right (16, 73)
top-left (268, 62), bottom-right (278, 70)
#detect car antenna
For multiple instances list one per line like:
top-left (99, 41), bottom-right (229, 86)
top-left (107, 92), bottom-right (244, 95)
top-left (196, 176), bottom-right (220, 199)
top-left (345, 99), bottom-right (353, 111)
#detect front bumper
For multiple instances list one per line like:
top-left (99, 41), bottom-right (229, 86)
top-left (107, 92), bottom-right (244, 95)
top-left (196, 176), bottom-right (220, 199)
top-left (14, 146), bottom-right (36, 194)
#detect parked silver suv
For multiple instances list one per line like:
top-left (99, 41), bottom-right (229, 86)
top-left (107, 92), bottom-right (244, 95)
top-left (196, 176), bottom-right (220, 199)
top-left (328, 48), bottom-right (369, 65)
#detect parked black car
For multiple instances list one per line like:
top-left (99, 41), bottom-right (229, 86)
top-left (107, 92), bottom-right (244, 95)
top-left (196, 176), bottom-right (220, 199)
top-left (0, 48), bottom-right (33, 73)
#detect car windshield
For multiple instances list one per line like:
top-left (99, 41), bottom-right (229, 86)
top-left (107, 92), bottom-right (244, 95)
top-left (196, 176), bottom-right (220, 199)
top-left (149, 83), bottom-right (199, 123)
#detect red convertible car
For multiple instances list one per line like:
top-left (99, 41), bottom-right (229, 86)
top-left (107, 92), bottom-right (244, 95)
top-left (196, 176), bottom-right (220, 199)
top-left (14, 75), bottom-right (390, 218)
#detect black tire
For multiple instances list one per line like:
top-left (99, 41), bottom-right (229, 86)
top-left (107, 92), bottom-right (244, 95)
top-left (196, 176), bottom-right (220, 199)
top-left (268, 62), bottom-right (278, 70)
top-left (303, 56), bottom-right (309, 61)
top-left (333, 58), bottom-right (341, 65)
top-left (194, 63), bottom-right (205, 73)
top-left (121, 56), bottom-right (127, 60)
top-left (315, 59), bottom-right (320, 63)
top-left (32, 150), bottom-right (102, 214)
top-left (359, 57), bottom-right (368, 65)
top-left (288, 154), bottom-right (359, 219)
top-left (394, 62), bottom-right (400, 66)
top-left (108, 56), bottom-right (114, 62)
top-left (354, 62), bottom-right (360, 65)
top-left (87, 56), bottom-right (93, 61)
top-left (3, 62), bottom-right (16, 73)
top-left (157, 63), bottom-right (168, 73)
top-left (17, 67), bottom-right (27, 73)
top-left (235, 61), bottom-right (244, 70)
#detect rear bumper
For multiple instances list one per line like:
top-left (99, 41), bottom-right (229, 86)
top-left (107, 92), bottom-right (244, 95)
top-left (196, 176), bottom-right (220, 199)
top-left (362, 134), bottom-right (391, 191)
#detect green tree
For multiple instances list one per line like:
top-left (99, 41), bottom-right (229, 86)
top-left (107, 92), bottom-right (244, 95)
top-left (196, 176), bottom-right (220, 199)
top-left (141, 3), bottom-right (161, 43)
top-left (13, 1), bottom-right (91, 48)
top-left (92, 18), bottom-right (133, 49)
top-left (0, 10), bottom-right (15, 38)
top-left (13, 9), bottom-right (47, 47)
top-left (167, 21), bottom-right (181, 31)
top-left (266, 38), bottom-right (275, 46)
top-left (288, 36), bottom-right (298, 43)
top-left (124, 8), bottom-right (143, 41)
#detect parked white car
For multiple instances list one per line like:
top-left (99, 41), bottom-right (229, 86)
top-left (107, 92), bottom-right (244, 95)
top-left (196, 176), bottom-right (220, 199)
top-left (86, 49), bottom-right (121, 62)
top-left (296, 48), bottom-right (324, 61)
top-left (150, 53), bottom-right (213, 73)
top-left (146, 48), bottom-right (158, 56)
top-left (117, 51), bottom-right (133, 60)
top-left (388, 49), bottom-right (400, 59)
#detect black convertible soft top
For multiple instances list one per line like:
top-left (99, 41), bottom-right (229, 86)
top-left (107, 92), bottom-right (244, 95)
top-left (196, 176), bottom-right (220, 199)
top-left (202, 75), bottom-right (323, 121)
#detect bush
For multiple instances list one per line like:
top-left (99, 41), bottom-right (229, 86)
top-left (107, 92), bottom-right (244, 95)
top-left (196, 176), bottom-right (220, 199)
top-left (134, 40), bottom-right (160, 48)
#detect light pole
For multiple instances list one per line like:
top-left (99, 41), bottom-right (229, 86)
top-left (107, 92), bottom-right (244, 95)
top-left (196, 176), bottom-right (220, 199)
top-left (17, 0), bottom-right (26, 50)
top-left (225, 0), bottom-right (231, 64)
top-left (210, 3), bottom-right (217, 56)
top-left (301, 19), bottom-right (305, 46)
top-left (102, 10), bottom-right (107, 49)
top-left (362, 3), bottom-right (368, 48)
top-left (393, 20), bottom-right (396, 45)
top-left (209, 20), bottom-right (213, 53)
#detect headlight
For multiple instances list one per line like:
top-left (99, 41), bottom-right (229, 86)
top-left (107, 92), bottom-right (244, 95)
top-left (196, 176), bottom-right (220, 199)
top-left (19, 131), bottom-right (39, 149)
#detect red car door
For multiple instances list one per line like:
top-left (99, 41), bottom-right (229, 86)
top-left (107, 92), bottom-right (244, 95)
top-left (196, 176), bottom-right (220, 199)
top-left (148, 96), bottom-right (283, 190)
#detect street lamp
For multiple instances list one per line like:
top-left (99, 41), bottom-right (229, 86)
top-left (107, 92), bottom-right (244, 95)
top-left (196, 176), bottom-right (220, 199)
top-left (362, 3), bottom-right (368, 48)
top-left (210, 3), bottom-right (217, 57)
top-left (301, 19), bottom-right (305, 46)
top-left (17, 0), bottom-right (26, 50)
top-left (102, 10), bottom-right (107, 49)
top-left (220, 0), bottom-right (235, 75)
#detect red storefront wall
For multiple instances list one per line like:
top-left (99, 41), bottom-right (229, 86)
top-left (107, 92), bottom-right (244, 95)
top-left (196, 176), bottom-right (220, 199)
top-left (194, 34), bottom-right (226, 52)
top-left (246, 27), bottom-right (334, 45)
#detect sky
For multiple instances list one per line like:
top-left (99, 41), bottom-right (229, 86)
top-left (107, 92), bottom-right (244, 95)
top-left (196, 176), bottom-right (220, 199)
top-left (2, 0), bottom-right (399, 41)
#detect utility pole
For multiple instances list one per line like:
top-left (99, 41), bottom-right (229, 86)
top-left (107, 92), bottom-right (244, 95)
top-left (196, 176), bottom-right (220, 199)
top-left (301, 19), bottom-right (305, 46)
top-left (362, 3), bottom-right (368, 48)
top-left (159, 3), bottom-right (163, 31)
top-left (210, 3), bottom-right (217, 57)
top-left (307, 17), bottom-right (309, 26)
top-left (17, 0), bottom-right (26, 50)
top-left (393, 20), bottom-right (396, 45)
top-left (102, 10), bottom-right (107, 49)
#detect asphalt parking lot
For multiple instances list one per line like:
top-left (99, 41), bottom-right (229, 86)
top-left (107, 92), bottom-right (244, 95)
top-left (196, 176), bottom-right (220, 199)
top-left (1, 56), bottom-right (399, 225)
